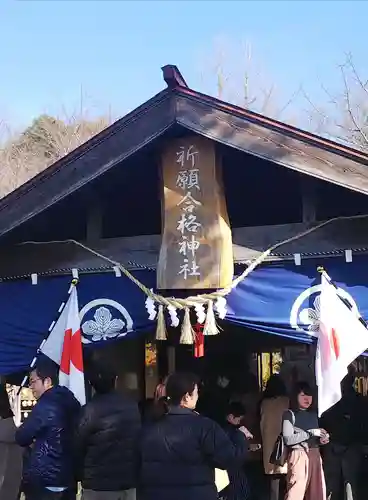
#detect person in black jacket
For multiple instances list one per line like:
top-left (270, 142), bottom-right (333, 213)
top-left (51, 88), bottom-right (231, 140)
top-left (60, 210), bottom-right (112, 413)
top-left (76, 362), bottom-right (141, 500)
top-left (15, 357), bottom-right (81, 500)
top-left (139, 372), bottom-right (249, 500)
top-left (221, 401), bottom-right (259, 500)
top-left (320, 372), bottom-right (368, 500)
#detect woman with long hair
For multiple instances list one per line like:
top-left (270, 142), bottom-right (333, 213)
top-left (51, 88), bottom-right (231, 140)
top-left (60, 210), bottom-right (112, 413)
top-left (139, 372), bottom-right (250, 500)
top-left (260, 374), bottom-right (289, 500)
top-left (282, 381), bottom-right (328, 500)
top-left (0, 384), bottom-right (23, 499)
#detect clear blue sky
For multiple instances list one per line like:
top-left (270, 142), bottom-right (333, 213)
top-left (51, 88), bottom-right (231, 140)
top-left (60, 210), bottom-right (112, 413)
top-left (0, 0), bottom-right (366, 129)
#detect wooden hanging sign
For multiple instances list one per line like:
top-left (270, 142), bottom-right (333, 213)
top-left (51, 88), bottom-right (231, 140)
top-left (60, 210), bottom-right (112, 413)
top-left (157, 135), bottom-right (233, 289)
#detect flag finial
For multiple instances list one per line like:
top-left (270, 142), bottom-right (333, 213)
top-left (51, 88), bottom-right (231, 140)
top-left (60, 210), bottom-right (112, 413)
top-left (317, 266), bottom-right (325, 274)
top-left (71, 278), bottom-right (79, 286)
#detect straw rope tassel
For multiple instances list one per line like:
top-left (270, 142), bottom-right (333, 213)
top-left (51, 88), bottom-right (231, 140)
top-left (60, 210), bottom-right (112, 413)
top-left (180, 307), bottom-right (195, 344)
top-left (203, 300), bottom-right (219, 336)
top-left (155, 305), bottom-right (167, 341)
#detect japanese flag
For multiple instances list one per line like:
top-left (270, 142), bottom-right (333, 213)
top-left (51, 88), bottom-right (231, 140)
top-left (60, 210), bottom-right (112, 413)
top-left (41, 286), bottom-right (86, 405)
top-left (316, 273), bottom-right (368, 416)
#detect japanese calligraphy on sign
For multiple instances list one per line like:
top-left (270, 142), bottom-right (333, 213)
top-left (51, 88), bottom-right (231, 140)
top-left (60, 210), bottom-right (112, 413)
top-left (157, 136), bottom-right (233, 289)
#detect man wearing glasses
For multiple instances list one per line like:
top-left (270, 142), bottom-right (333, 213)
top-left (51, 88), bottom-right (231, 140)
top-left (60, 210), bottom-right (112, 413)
top-left (15, 356), bottom-right (80, 500)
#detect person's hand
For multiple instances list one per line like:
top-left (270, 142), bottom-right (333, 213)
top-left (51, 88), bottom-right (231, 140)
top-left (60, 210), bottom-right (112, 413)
top-left (249, 443), bottom-right (261, 452)
top-left (320, 434), bottom-right (329, 445)
top-left (319, 429), bottom-right (329, 443)
top-left (239, 426), bottom-right (253, 439)
top-left (308, 428), bottom-right (322, 437)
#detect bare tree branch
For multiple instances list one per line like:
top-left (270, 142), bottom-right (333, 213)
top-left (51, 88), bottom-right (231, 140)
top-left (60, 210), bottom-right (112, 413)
top-left (198, 37), bottom-right (300, 123)
top-left (339, 62), bottom-right (368, 145)
top-left (346, 52), bottom-right (368, 99)
top-left (304, 54), bottom-right (368, 151)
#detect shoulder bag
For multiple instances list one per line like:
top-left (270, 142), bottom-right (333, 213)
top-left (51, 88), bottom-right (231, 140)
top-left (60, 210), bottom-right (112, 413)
top-left (270, 410), bottom-right (295, 467)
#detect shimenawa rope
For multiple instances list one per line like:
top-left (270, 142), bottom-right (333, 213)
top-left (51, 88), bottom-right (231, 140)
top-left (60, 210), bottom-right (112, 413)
top-left (21, 212), bottom-right (368, 309)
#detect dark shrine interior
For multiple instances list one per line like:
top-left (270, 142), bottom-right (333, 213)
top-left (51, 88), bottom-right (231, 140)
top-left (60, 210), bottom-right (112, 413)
top-left (156, 321), bottom-right (299, 389)
top-left (5, 125), bottom-right (368, 245)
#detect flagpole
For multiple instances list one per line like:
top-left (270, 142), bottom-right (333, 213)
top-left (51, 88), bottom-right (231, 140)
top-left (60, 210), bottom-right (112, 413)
top-left (317, 266), bottom-right (368, 329)
top-left (17, 278), bottom-right (79, 395)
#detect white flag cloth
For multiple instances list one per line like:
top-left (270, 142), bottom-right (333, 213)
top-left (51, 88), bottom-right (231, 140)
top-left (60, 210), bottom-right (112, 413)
top-left (316, 273), bottom-right (368, 417)
top-left (41, 286), bottom-right (86, 405)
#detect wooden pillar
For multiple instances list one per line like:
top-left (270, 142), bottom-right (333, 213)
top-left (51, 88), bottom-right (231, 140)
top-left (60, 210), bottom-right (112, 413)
top-left (301, 176), bottom-right (317, 223)
top-left (167, 346), bottom-right (176, 374)
top-left (86, 197), bottom-right (103, 242)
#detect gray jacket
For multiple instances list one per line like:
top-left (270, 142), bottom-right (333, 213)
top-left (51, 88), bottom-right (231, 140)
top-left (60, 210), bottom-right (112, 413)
top-left (282, 409), bottom-right (320, 450)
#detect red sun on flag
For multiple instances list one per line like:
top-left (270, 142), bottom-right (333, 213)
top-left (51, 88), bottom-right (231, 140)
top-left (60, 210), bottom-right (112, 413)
top-left (60, 328), bottom-right (84, 375)
top-left (329, 327), bottom-right (340, 359)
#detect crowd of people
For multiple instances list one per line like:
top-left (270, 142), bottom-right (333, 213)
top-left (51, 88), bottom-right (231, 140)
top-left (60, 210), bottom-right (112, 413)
top-left (0, 357), bottom-right (367, 500)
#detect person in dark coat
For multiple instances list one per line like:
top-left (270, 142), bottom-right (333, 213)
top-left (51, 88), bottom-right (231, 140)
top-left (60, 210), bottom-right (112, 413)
top-left (139, 372), bottom-right (249, 500)
top-left (15, 357), bottom-right (81, 500)
top-left (197, 374), bottom-right (231, 424)
top-left (221, 401), bottom-right (258, 500)
top-left (76, 362), bottom-right (141, 500)
top-left (320, 371), bottom-right (368, 500)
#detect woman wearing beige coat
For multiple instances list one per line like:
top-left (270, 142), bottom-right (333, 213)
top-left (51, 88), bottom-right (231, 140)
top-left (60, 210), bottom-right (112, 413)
top-left (0, 385), bottom-right (23, 500)
top-left (260, 375), bottom-right (289, 500)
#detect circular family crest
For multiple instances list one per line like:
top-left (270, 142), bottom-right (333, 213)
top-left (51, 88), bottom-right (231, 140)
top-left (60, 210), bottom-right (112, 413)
top-left (289, 284), bottom-right (358, 337)
top-left (80, 298), bottom-right (133, 344)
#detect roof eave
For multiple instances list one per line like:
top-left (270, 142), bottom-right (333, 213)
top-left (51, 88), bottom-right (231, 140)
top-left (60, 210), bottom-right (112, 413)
top-left (176, 87), bottom-right (368, 165)
top-left (0, 88), bottom-right (172, 212)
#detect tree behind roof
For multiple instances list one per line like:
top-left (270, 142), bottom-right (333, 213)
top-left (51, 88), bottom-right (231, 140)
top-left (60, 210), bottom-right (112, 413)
top-left (0, 111), bottom-right (113, 198)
